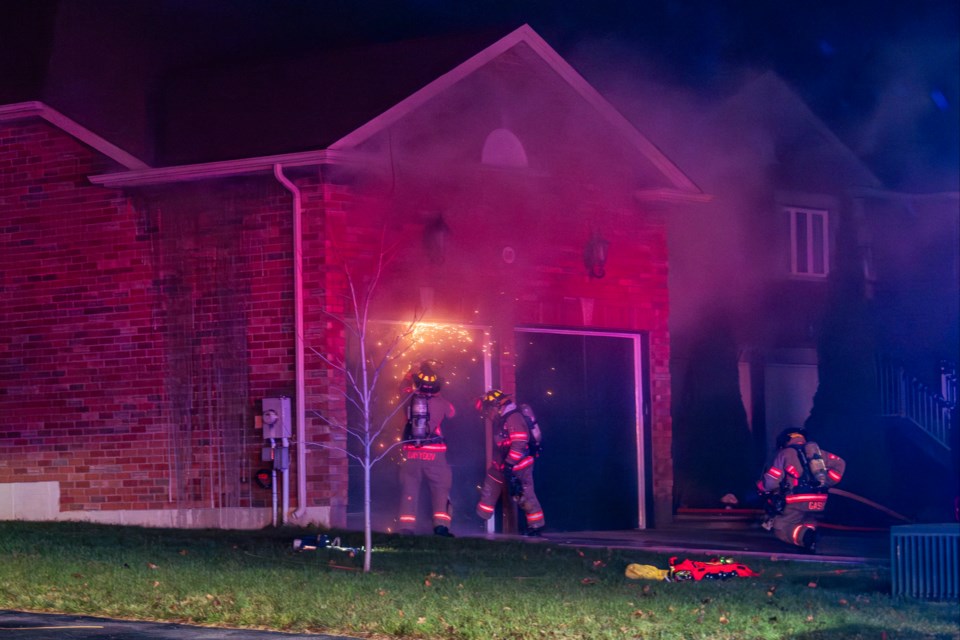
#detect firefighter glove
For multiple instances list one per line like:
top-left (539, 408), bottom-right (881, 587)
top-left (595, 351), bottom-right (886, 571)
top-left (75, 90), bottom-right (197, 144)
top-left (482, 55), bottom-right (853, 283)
top-left (763, 492), bottom-right (786, 516)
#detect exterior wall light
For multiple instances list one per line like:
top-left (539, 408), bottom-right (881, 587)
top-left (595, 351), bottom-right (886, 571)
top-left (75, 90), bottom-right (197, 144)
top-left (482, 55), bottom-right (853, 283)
top-left (584, 232), bottom-right (610, 278)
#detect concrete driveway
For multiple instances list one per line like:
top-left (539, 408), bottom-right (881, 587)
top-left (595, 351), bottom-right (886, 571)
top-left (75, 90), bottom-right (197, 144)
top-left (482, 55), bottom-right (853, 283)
top-left (0, 611), bottom-right (359, 640)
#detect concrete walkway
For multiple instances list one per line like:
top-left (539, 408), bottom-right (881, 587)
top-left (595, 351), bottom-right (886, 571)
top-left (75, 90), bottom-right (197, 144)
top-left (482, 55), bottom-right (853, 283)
top-left (538, 524), bottom-right (890, 564)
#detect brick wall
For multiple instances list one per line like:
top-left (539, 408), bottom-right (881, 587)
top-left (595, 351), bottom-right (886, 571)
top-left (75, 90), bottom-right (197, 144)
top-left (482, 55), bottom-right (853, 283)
top-left (0, 120), bottom-right (169, 512)
top-left (1, 118), bottom-right (673, 527)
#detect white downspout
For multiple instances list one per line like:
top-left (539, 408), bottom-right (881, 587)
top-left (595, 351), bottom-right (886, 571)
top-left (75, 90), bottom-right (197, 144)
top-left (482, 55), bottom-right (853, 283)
top-left (273, 164), bottom-right (308, 520)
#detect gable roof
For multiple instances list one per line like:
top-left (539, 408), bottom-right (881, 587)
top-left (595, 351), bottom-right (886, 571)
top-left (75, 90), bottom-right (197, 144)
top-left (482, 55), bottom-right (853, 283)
top-left (157, 27), bottom-right (512, 166)
top-left (713, 71), bottom-right (884, 190)
top-left (330, 25), bottom-right (699, 192)
top-left (0, 101), bottom-right (148, 170)
top-left (93, 25), bottom-right (701, 197)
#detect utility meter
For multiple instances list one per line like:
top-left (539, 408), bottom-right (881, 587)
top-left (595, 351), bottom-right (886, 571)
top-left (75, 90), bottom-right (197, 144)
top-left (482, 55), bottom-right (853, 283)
top-left (261, 396), bottom-right (292, 439)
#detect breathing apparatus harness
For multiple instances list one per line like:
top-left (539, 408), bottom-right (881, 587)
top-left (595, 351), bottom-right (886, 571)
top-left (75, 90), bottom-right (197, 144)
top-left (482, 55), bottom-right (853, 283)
top-left (500, 403), bottom-right (543, 458)
top-left (404, 392), bottom-right (440, 447)
top-left (761, 431), bottom-right (829, 518)
top-left (403, 364), bottom-right (444, 447)
top-left (788, 441), bottom-right (829, 493)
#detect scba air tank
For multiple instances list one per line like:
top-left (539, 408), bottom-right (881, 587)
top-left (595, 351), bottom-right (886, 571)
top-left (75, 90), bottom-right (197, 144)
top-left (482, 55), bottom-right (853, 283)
top-left (410, 394), bottom-right (431, 441)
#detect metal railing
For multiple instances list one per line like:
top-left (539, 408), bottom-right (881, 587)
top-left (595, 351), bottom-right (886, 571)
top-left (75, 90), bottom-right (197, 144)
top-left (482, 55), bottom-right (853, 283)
top-left (891, 523), bottom-right (960, 600)
top-left (878, 360), bottom-right (955, 451)
top-left (941, 361), bottom-right (957, 408)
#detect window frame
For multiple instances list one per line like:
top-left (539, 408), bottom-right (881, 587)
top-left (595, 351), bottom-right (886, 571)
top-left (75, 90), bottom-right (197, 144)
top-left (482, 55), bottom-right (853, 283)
top-left (786, 206), bottom-right (830, 278)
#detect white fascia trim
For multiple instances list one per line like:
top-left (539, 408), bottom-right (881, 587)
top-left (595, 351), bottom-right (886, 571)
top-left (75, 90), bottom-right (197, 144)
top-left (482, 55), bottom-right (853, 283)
top-left (518, 27), bottom-right (702, 195)
top-left (849, 186), bottom-right (960, 201)
top-left (0, 101), bottom-right (149, 170)
top-left (329, 27), bottom-right (533, 151)
top-left (634, 187), bottom-right (715, 204)
top-left (331, 25), bottom-right (704, 197)
top-left (89, 149), bottom-right (361, 188)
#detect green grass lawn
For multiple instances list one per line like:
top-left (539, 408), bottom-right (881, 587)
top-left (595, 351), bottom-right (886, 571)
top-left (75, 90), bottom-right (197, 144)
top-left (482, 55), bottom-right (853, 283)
top-left (0, 521), bottom-right (956, 639)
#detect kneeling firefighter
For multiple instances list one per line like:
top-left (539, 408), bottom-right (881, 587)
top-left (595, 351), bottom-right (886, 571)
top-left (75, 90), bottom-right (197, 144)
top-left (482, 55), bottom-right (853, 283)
top-left (758, 428), bottom-right (845, 552)
top-left (398, 360), bottom-right (456, 537)
top-left (475, 389), bottom-right (545, 536)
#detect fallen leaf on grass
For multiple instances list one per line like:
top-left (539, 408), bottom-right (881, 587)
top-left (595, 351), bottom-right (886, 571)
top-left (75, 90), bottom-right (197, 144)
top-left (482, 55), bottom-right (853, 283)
top-left (719, 615), bottom-right (729, 624)
top-left (807, 581), bottom-right (818, 588)
top-left (806, 615), bottom-right (815, 622)
top-left (153, 581), bottom-right (160, 588)
top-left (581, 577), bottom-right (598, 585)
top-left (147, 562), bottom-right (159, 570)
top-left (838, 599), bottom-right (848, 606)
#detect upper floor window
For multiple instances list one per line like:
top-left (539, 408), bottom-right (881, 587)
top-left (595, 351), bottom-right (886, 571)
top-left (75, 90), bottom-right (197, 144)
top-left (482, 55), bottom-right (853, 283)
top-left (786, 207), bottom-right (829, 277)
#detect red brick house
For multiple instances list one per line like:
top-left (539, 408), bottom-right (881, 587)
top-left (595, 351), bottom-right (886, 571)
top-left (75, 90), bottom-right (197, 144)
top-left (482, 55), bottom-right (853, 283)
top-left (0, 26), bottom-right (705, 532)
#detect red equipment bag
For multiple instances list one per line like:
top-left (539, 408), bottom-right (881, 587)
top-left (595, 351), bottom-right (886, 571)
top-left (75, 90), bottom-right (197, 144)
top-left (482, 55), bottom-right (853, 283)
top-left (668, 556), bottom-right (759, 582)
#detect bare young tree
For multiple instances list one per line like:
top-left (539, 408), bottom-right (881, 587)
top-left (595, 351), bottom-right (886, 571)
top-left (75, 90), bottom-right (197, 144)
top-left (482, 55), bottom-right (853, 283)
top-left (306, 240), bottom-right (421, 572)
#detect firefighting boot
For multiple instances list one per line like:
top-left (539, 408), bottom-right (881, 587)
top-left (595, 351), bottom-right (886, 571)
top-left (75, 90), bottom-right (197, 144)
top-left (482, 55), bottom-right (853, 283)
top-left (434, 525), bottom-right (454, 538)
top-left (801, 528), bottom-right (818, 554)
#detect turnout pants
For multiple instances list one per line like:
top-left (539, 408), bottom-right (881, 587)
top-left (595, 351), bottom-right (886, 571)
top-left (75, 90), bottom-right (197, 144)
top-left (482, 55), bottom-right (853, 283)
top-left (476, 460), bottom-right (545, 531)
top-left (398, 447), bottom-right (452, 531)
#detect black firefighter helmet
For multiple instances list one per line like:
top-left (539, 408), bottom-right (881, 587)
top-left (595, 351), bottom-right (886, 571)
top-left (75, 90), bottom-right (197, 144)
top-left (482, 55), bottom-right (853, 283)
top-left (413, 360), bottom-right (444, 394)
top-left (775, 428), bottom-right (809, 449)
top-left (476, 388), bottom-right (510, 412)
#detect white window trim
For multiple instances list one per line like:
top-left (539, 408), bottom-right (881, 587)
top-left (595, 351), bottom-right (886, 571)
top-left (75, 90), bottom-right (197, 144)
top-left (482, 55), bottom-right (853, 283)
top-left (786, 207), bottom-right (829, 277)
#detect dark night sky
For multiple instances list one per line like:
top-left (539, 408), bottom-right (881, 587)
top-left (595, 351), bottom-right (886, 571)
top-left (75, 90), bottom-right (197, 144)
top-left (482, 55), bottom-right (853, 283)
top-left (3, 0), bottom-right (958, 191)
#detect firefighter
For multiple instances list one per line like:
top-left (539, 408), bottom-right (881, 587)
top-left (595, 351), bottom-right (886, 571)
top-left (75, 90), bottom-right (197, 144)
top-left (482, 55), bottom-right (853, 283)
top-left (398, 360), bottom-right (456, 537)
top-left (758, 428), bottom-right (845, 553)
top-left (475, 389), bottom-right (546, 536)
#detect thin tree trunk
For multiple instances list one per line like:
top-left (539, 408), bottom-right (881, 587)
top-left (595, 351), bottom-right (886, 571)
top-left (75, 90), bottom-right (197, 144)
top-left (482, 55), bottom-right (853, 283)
top-left (363, 458), bottom-right (372, 572)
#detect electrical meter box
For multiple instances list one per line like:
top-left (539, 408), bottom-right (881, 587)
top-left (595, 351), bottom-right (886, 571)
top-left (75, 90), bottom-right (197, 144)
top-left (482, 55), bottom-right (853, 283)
top-left (261, 396), bottom-right (292, 439)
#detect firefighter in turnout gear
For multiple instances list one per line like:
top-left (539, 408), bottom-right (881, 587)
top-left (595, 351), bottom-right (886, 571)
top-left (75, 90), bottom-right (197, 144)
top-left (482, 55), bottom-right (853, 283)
top-left (475, 389), bottom-right (546, 536)
top-left (758, 429), bottom-right (845, 553)
top-left (398, 360), bottom-right (456, 537)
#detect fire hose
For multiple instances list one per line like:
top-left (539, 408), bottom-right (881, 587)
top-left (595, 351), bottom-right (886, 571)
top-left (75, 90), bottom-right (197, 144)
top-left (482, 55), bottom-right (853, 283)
top-left (827, 487), bottom-right (912, 523)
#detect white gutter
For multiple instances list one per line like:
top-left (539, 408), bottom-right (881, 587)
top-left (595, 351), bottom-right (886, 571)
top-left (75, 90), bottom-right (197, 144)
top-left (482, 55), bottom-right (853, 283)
top-left (273, 164), bottom-right (308, 521)
top-left (90, 149), bottom-right (363, 188)
top-left (848, 187), bottom-right (960, 201)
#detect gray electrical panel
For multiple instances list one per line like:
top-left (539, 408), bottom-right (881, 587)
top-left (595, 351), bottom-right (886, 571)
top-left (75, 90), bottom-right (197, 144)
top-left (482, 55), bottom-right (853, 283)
top-left (261, 396), bottom-right (292, 439)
